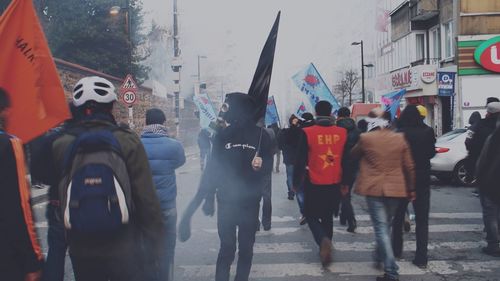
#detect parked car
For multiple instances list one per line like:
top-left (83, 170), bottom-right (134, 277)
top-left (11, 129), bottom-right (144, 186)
top-left (431, 129), bottom-right (473, 185)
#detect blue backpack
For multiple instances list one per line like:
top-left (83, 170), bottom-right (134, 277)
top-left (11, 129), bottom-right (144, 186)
top-left (59, 127), bottom-right (133, 236)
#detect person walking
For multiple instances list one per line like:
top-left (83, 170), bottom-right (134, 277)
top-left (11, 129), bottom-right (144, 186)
top-left (30, 103), bottom-right (82, 281)
top-left (465, 97), bottom-right (500, 183)
top-left (475, 102), bottom-right (500, 257)
top-left (49, 76), bottom-right (165, 281)
top-left (391, 105), bottom-right (436, 268)
top-left (141, 108), bottom-right (186, 281)
top-left (0, 88), bottom-right (43, 281)
top-left (351, 111), bottom-right (416, 281)
top-left (278, 114), bottom-right (306, 224)
top-left (293, 101), bottom-right (350, 266)
top-left (259, 126), bottom-right (277, 231)
top-left (180, 92), bottom-right (273, 281)
top-left (336, 107), bottom-right (360, 233)
top-left (198, 128), bottom-right (212, 170)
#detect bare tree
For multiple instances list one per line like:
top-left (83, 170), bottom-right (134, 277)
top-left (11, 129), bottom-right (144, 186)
top-left (334, 70), bottom-right (359, 106)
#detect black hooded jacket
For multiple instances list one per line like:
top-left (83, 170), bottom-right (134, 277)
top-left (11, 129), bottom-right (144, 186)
top-left (476, 121), bottom-right (500, 203)
top-left (336, 117), bottom-right (361, 186)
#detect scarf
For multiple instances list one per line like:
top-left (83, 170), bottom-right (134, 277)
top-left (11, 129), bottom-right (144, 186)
top-left (366, 117), bottom-right (389, 132)
top-left (142, 124), bottom-right (169, 137)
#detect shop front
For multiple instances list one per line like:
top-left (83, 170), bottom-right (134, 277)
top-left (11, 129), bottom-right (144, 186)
top-left (458, 35), bottom-right (500, 127)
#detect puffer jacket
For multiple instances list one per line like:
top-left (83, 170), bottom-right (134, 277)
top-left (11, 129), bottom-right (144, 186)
top-left (141, 130), bottom-right (186, 210)
top-left (51, 119), bottom-right (165, 261)
top-left (352, 129), bottom-right (416, 198)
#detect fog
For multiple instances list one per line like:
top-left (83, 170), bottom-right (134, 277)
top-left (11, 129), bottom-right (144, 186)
top-left (142, 0), bottom-right (382, 120)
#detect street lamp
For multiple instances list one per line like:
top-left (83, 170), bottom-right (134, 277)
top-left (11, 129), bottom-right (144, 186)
top-left (351, 41), bottom-right (374, 103)
top-left (110, 0), bottom-right (132, 73)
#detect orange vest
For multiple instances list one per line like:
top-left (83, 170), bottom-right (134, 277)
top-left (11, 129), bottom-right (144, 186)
top-left (303, 125), bottom-right (347, 185)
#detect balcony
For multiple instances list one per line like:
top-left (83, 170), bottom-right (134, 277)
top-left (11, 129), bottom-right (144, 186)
top-left (409, 0), bottom-right (439, 21)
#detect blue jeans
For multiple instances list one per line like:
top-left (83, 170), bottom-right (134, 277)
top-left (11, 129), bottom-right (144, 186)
top-left (366, 196), bottom-right (403, 279)
top-left (480, 193), bottom-right (500, 248)
top-left (42, 203), bottom-right (68, 281)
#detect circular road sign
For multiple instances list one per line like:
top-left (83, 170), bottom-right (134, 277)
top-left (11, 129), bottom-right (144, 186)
top-left (122, 91), bottom-right (137, 105)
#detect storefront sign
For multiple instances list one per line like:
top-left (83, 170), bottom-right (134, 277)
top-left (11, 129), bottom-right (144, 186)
top-left (391, 68), bottom-right (413, 89)
top-left (474, 36), bottom-right (500, 73)
top-left (437, 72), bottom-right (455, 96)
top-left (421, 69), bottom-right (436, 84)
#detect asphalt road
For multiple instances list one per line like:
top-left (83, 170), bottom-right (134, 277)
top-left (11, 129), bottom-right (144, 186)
top-left (32, 153), bottom-right (500, 281)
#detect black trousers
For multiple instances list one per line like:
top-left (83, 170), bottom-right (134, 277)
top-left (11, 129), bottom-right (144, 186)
top-left (304, 183), bottom-right (341, 246)
top-left (260, 173), bottom-right (272, 229)
top-left (392, 184), bottom-right (430, 263)
top-left (340, 186), bottom-right (355, 222)
top-left (216, 203), bottom-right (259, 281)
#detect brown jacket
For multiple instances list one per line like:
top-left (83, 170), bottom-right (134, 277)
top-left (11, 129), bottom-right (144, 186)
top-left (352, 129), bottom-right (415, 198)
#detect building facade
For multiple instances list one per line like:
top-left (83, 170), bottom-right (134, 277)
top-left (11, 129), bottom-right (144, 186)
top-left (457, 0), bottom-right (500, 127)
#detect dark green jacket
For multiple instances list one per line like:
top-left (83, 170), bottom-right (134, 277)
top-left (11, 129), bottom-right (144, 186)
top-left (52, 119), bottom-right (165, 261)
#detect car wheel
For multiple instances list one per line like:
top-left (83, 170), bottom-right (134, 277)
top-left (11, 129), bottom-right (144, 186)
top-left (453, 160), bottom-right (475, 186)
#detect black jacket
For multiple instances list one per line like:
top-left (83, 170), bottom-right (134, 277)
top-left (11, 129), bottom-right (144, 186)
top-left (202, 120), bottom-right (273, 207)
top-left (336, 118), bottom-right (361, 186)
top-left (465, 115), bottom-right (498, 176)
top-left (476, 122), bottom-right (500, 203)
top-left (0, 132), bottom-right (43, 279)
top-left (278, 125), bottom-right (301, 165)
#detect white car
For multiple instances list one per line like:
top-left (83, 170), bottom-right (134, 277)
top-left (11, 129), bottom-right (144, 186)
top-left (431, 129), bottom-right (472, 185)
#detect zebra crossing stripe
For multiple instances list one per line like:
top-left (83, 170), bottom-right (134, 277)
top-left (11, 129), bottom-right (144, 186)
top-left (268, 213), bottom-right (483, 223)
top-left (179, 260), bottom-right (500, 278)
top-left (202, 224), bottom-right (484, 235)
top-left (251, 241), bottom-right (484, 254)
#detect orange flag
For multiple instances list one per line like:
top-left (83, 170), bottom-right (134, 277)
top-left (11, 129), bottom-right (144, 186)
top-left (0, 0), bottom-right (70, 143)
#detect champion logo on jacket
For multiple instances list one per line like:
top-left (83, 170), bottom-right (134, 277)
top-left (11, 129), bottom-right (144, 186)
top-left (303, 125), bottom-right (347, 185)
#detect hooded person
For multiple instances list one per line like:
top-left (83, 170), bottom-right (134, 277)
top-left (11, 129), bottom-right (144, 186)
top-left (178, 92), bottom-right (273, 281)
top-left (336, 107), bottom-right (361, 233)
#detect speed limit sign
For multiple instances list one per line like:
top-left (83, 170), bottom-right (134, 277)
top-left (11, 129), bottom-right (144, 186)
top-left (122, 91), bottom-right (137, 105)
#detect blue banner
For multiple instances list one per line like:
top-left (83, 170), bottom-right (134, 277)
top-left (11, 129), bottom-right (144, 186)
top-left (292, 63), bottom-right (341, 114)
top-left (381, 89), bottom-right (406, 120)
top-left (296, 102), bottom-right (307, 117)
top-left (265, 96), bottom-right (280, 126)
top-left (437, 72), bottom-right (455, 97)
top-left (193, 94), bottom-right (217, 129)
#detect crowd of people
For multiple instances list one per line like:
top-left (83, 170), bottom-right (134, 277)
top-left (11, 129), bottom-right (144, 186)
top-left (1, 75), bottom-right (500, 281)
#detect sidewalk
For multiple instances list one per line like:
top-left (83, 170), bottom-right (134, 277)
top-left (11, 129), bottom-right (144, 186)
top-left (30, 145), bottom-right (199, 205)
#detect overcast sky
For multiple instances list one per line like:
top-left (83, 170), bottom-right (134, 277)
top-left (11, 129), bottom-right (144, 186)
top-left (142, 0), bottom-right (380, 118)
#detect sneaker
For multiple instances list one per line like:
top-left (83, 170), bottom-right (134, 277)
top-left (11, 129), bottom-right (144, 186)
top-left (287, 194), bottom-right (295, 200)
top-left (263, 225), bottom-right (271, 231)
top-left (376, 274), bottom-right (399, 281)
top-left (404, 220), bottom-right (411, 233)
top-left (319, 238), bottom-right (332, 267)
top-left (299, 216), bottom-right (307, 225)
top-left (482, 246), bottom-right (500, 257)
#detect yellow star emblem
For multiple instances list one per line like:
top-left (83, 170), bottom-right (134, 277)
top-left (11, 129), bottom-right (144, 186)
top-left (319, 148), bottom-right (336, 169)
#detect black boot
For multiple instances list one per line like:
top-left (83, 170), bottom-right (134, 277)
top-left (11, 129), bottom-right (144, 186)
top-left (347, 219), bottom-right (357, 233)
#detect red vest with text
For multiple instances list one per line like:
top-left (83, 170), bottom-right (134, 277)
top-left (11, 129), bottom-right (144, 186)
top-left (303, 125), bottom-right (347, 185)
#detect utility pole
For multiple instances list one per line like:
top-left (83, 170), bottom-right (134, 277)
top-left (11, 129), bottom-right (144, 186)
top-left (172, 0), bottom-right (182, 137)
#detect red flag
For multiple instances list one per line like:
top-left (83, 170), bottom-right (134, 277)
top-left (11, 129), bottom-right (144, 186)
top-left (0, 0), bottom-right (70, 143)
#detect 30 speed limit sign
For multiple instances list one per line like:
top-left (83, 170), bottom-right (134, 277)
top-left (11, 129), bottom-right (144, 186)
top-left (122, 91), bottom-right (137, 105)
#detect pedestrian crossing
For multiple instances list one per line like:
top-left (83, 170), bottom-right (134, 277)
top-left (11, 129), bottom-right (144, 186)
top-left (174, 212), bottom-right (498, 281)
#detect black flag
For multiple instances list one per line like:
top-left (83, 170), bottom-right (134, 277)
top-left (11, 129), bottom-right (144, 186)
top-left (248, 11), bottom-right (280, 123)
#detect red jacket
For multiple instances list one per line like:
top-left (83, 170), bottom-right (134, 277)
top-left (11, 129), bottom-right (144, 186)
top-left (303, 124), bottom-right (347, 185)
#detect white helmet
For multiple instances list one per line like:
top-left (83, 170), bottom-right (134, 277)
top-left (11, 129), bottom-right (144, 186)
top-left (72, 76), bottom-right (117, 107)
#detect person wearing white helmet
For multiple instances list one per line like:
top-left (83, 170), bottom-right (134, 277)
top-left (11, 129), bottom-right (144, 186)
top-left (48, 76), bottom-right (165, 281)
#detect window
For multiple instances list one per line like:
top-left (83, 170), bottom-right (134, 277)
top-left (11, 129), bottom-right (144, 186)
top-left (430, 27), bottom-right (441, 60)
top-left (416, 33), bottom-right (425, 61)
top-left (442, 21), bottom-right (454, 59)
